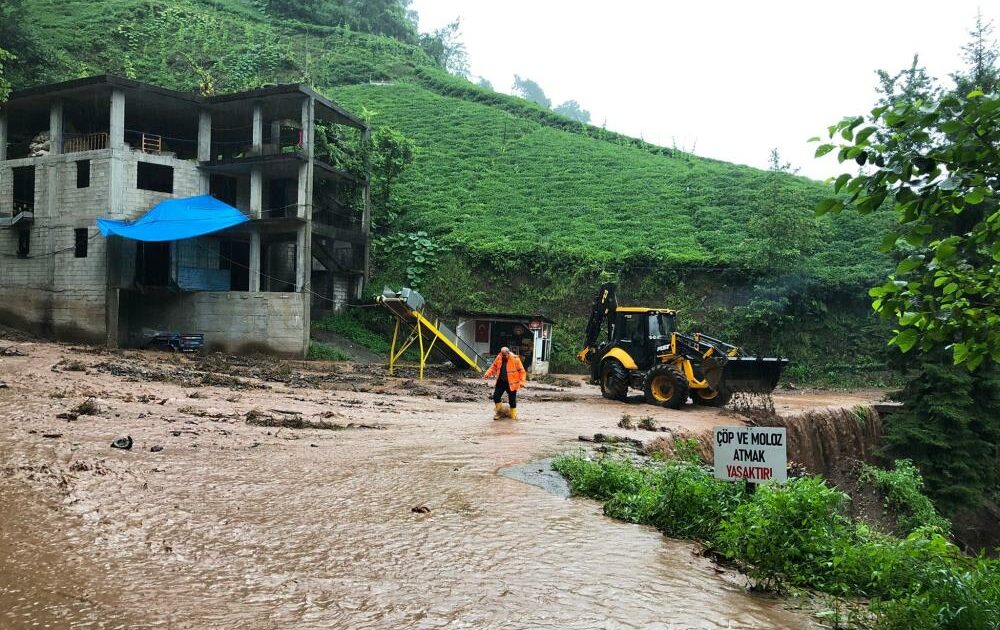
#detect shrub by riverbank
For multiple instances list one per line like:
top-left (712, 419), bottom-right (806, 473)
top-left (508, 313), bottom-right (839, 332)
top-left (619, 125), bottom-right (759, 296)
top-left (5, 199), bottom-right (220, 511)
top-left (552, 451), bottom-right (999, 629)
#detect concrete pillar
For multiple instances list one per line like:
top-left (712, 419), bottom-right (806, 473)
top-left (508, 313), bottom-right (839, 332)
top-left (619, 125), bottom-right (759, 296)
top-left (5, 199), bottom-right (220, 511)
top-left (49, 100), bottom-right (64, 155)
top-left (298, 97), bottom-right (314, 220)
top-left (0, 112), bottom-right (7, 162)
top-left (249, 232), bottom-right (261, 292)
top-left (198, 110), bottom-right (212, 161)
top-left (198, 109), bottom-right (212, 193)
top-left (250, 168), bottom-right (262, 218)
top-left (251, 103), bottom-right (263, 218)
top-left (105, 238), bottom-right (120, 349)
top-left (298, 96), bottom-right (315, 357)
top-left (295, 225), bottom-right (308, 293)
top-left (109, 89), bottom-right (125, 150)
top-left (270, 120), bottom-right (282, 153)
top-left (252, 103), bottom-right (263, 151)
top-left (108, 88), bottom-right (127, 215)
top-left (106, 88), bottom-right (127, 348)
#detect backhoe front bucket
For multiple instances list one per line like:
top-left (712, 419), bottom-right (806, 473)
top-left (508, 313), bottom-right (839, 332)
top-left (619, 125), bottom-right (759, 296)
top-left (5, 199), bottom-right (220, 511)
top-left (714, 356), bottom-right (788, 394)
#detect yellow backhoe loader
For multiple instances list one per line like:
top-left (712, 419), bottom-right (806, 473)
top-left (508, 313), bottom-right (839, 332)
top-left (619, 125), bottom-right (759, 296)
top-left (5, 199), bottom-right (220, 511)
top-left (577, 283), bottom-right (787, 408)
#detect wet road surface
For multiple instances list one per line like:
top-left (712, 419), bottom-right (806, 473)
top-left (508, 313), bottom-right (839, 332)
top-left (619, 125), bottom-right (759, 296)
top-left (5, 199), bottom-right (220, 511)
top-left (0, 342), bottom-right (870, 628)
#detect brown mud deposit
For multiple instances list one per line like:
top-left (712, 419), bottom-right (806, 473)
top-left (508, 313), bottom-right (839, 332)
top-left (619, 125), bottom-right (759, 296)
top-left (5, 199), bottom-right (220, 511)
top-left (0, 340), bottom-right (884, 629)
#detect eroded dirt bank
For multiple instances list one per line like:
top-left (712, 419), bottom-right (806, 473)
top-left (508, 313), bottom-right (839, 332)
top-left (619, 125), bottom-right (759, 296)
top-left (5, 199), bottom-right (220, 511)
top-left (0, 340), bottom-right (883, 629)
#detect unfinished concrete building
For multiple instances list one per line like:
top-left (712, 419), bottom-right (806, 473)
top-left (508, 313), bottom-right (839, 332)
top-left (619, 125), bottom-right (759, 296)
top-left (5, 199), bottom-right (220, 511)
top-left (0, 75), bottom-right (370, 356)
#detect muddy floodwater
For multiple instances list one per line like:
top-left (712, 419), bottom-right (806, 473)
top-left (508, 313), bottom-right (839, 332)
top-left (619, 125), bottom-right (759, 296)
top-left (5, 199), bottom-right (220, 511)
top-left (0, 341), bottom-right (881, 628)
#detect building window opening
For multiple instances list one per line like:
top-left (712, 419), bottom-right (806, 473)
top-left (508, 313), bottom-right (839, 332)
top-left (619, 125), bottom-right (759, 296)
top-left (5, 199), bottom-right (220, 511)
top-left (210, 174), bottom-right (238, 207)
top-left (220, 240), bottom-right (250, 291)
top-left (267, 179), bottom-right (295, 218)
top-left (76, 160), bottom-right (91, 188)
top-left (16, 230), bottom-right (30, 258)
top-left (136, 162), bottom-right (173, 193)
top-left (135, 241), bottom-right (171, 287)
top-left (74, 228), bottom-right (89, 258)
top-left (12, 166), bottom-right (35, 213)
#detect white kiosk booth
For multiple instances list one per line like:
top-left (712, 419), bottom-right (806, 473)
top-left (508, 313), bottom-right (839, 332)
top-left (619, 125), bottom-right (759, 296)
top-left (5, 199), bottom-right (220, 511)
top-left (454, 311), bottom-right (554, 375)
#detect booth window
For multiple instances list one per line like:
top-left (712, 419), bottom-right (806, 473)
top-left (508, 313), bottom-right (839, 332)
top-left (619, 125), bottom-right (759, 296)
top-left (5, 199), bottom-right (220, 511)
top-left (76, 160), bottom-right (91, 188)
top-left (74, 228), bottom-right (89, 258)
top-left (137, 162), bottom-right (173, 193)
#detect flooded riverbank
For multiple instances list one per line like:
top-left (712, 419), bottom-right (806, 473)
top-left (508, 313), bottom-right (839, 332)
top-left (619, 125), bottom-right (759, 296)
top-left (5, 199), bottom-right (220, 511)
top-left (0, 341), bottom-right (880, 628)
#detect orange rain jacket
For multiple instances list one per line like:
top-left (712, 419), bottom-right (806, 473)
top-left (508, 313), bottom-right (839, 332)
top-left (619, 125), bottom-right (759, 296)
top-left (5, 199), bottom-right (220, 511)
top-left (485, 354), bottom-right (528, 391)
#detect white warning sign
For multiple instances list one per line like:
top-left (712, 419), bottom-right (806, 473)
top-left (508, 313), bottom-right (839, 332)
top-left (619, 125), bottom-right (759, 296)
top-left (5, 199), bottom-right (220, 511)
top-left (713, 426), bottom-right (787, 484)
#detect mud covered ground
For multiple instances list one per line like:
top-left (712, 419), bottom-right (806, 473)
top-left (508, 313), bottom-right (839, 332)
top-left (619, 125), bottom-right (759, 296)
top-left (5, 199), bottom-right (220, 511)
top-left (0, 339), bottom-right (883, 629)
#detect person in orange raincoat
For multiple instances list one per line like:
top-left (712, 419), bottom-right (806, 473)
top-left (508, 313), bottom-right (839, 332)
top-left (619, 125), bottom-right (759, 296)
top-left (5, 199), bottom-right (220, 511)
top-left (482, 346), bottom-right (527, 420)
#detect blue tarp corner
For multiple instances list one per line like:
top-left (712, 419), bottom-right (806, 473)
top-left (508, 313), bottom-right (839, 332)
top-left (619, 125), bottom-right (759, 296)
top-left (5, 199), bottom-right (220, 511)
top-left (97, 194), bottom-right (249, 242)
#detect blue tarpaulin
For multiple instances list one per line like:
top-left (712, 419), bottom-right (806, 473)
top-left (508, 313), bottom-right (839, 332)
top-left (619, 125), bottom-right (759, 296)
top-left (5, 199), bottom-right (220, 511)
top-left (97, 195), bottom-right (249, 242)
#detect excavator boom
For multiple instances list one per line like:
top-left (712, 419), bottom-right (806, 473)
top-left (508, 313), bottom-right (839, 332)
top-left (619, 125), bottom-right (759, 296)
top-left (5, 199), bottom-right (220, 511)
top-left (577, 282), bottom-right (617, 364)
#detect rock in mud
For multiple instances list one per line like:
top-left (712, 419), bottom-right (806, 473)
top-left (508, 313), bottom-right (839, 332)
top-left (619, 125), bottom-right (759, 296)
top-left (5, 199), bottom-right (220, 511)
top-left (111, 436), bottom-right (133, 450)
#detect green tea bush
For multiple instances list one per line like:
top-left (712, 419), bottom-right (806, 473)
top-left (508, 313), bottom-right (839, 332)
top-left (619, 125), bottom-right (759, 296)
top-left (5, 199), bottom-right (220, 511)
top-left (649, 461), bottom-right (746, 540)
top-left (826, 524), bottom-right (959, 598)
top-left (716, 477), bottom-right (852, 591)
top-left (307, 341), bottom-right (349, 361)
top-left (875, 556), bottom-right (1000, 630)
top-left (860, 460), bottom-right (951, 535)
top-left (552, 453), bottom-right (654, 502)
top-left (313, 309), bottom-right (392, 354)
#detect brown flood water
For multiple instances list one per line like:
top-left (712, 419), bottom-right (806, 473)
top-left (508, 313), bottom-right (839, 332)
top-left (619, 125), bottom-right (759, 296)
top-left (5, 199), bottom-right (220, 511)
top-left (1, 342), bottom-right (877, 628)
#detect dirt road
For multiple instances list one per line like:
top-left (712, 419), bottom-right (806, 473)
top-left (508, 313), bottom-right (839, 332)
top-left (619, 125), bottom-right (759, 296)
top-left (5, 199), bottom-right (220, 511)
top-left (0, 340), bottom-right (881, 629)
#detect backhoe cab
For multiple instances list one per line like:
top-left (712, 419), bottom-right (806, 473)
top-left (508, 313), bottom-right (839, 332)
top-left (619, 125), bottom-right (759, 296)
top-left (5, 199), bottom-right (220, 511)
top-left (577, 283), bottom-right (787, 408)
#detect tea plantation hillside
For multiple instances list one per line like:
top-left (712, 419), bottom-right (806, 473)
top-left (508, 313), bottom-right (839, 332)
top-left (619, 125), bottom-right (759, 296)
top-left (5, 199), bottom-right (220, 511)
top-left (332, 82), bottom-right (889, 283)
top-left (7, 0), bottom-right (896, 379)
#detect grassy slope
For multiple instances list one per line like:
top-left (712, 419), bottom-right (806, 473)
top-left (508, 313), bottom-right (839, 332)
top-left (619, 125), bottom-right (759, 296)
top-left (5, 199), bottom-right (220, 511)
top-left (332, 83), bottom-right (888, 284)
top-left (13, 0), bottom-right (895, 378)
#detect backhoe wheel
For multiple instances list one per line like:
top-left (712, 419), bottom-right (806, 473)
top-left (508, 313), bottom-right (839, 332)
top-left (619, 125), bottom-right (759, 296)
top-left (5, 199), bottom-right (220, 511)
top-left (692, 387), bottom-right (732, 407)
top-left (643, 364), bottom-right (689, 409)
top-left (599, 359), bottom-right (629, 401)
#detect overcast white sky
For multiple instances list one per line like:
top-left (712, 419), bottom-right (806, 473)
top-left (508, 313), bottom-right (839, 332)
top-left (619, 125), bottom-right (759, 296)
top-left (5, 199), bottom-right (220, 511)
top-left (409, 0), bottom-right (990, 180)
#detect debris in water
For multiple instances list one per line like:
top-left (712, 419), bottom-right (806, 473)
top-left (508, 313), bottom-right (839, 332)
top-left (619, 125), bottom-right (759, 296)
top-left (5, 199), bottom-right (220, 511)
top-left (411, 506), bottom-right (430, 514)
top-left (580, 433), bottom-right (644, 448)
top-left (111, 436), bottom-right (134, 450)
top-left (245, 408), bottom-right (385, 431)
top-left (531, 374), bottom-right (581, 388)
top-left (56, 412), bottom-right (78, 421)
top-left (638, 416), bottom-right (656, 431)
top-left (71, 398), bottom-right (102, 417)
top-left (729, 391), bottom-right (777, 422)
top-left (57, 359), bottom-right (87, 372)
top-left (42, 433), bottom-right (62, 439)
top-left (150, 445), bottom-right (163, 453)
